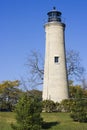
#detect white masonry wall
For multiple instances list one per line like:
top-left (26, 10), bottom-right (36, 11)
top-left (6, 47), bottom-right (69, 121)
top-left (43, 21), bottom-right (69, 102)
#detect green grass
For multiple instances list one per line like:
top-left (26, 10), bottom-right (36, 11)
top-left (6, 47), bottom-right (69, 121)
top-left (42, 112), bottom-right (87, 130)
top-left (0, 112), bottom-right (15, 130)
top-left (0, 112), bottom-right (87, 130)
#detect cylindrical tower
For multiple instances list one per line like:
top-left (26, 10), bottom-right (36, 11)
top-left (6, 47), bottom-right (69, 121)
top-left (43, 7), bottom-right (69, 102)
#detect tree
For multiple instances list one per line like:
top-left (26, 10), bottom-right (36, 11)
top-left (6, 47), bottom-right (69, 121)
top-left (0, 80), bottom-right (22, 111)
top-left (28, 89), bottom-right (42, 101)
top-left (26, 51), bottom-right (44, 89)
top-left (66, 50), bottom-right (85, 81)
top-left (26, 50), bottom-right (85, 88)
top-left (69, 81), bottom-right (87, 99)
top-left (12, 93), bottom-right (43, 130)
top-left (0, 80), bottom-right (20, 93)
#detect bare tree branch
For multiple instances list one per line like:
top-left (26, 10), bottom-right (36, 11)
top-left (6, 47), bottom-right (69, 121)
top-left (66, 49), bottom-right (85, 81)
top-left (25, 49), bottom-right (86, 89)
top-left (26, 50), bottom-right (44, 89)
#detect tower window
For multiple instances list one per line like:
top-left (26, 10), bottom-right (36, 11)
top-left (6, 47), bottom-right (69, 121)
top-left (54, 56), bottom-right (59, 63)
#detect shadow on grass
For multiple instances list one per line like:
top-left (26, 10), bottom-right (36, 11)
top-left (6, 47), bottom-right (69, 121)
top-left (42, 121), bottom-right (59, 129)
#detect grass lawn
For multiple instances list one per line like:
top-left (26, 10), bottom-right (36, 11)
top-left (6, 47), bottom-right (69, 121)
top-left (0, 112), bottom-right (15, 130)
top-left (0, 112), bottom-right (87, 130)
top-left (42, 113), bottom-right (87, 130)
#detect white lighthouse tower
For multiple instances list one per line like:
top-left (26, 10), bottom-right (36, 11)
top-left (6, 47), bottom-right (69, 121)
top-left (43, 7), bottom-right (69, 102)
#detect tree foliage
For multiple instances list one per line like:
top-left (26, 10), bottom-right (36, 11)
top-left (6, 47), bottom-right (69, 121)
top-left (69, 82), bottom-right (87, 99)
top-left (0, 80), bottom-right (20, 93)
top-left (42, 100), bottom-right (60, 112)
top-left (28, 89), bottom-right (42, 101)
top-left (0, 80), bottom-right (22, 111)
top-left (70, 99), bottom-right (87, 122)
top-left (43, 100), bottom-right (55, 112)
top-left (59, 83), bottom-right (87, 113)
top-left (12, 93), bottom-right (43, 130)
top-left (68, 82), bottom-right (87, 122)
top-left (60, 99), bottom-right (74, 112)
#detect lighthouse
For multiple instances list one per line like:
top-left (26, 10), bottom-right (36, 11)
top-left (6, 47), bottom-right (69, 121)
top-left (43, 7), bottom-right (69, 102)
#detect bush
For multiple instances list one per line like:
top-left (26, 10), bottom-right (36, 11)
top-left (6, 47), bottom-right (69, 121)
top-left (12, 93), bottom-right (43, 130)
top-left (42, 100), bottom-right (60, 112)
top-left (60, 99), bottom-right (74, 112)
top-left (70, 99), bottom-right (87, 122)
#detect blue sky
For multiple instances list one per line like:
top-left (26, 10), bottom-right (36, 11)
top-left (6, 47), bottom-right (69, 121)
top-left (0, 0), bottom-right (87, 82)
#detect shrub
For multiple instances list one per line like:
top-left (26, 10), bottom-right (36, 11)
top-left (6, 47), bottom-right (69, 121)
top-left (70, 99), bottom-right (87, 122)
top-left (60, 99), bottom-right (74, 112)
top-left (11, 93), bottom-right (43, 130)
top-left (42, 100), bottom-right (59, 112)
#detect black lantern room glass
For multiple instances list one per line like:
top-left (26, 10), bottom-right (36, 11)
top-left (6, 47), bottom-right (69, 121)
top-left (47, 7), bottom-right (62, 22)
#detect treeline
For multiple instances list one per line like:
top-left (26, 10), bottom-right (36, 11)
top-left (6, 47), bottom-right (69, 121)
top-left (0, 80), bottom-right (42, 111)
top-left (0, 80), bottom-right (87, 112)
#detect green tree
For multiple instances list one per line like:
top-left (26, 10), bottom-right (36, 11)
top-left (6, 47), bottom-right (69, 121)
top-left (0, 80), bottom-right (20, 93)
top-left (0, 80), bottom-right (22, 111)
top-left (69, 82), bottom-right (87, 99)
top-left (12, 93), bottom-right (43, 130)
top-left (28, 89), bottom-right (42, 101)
